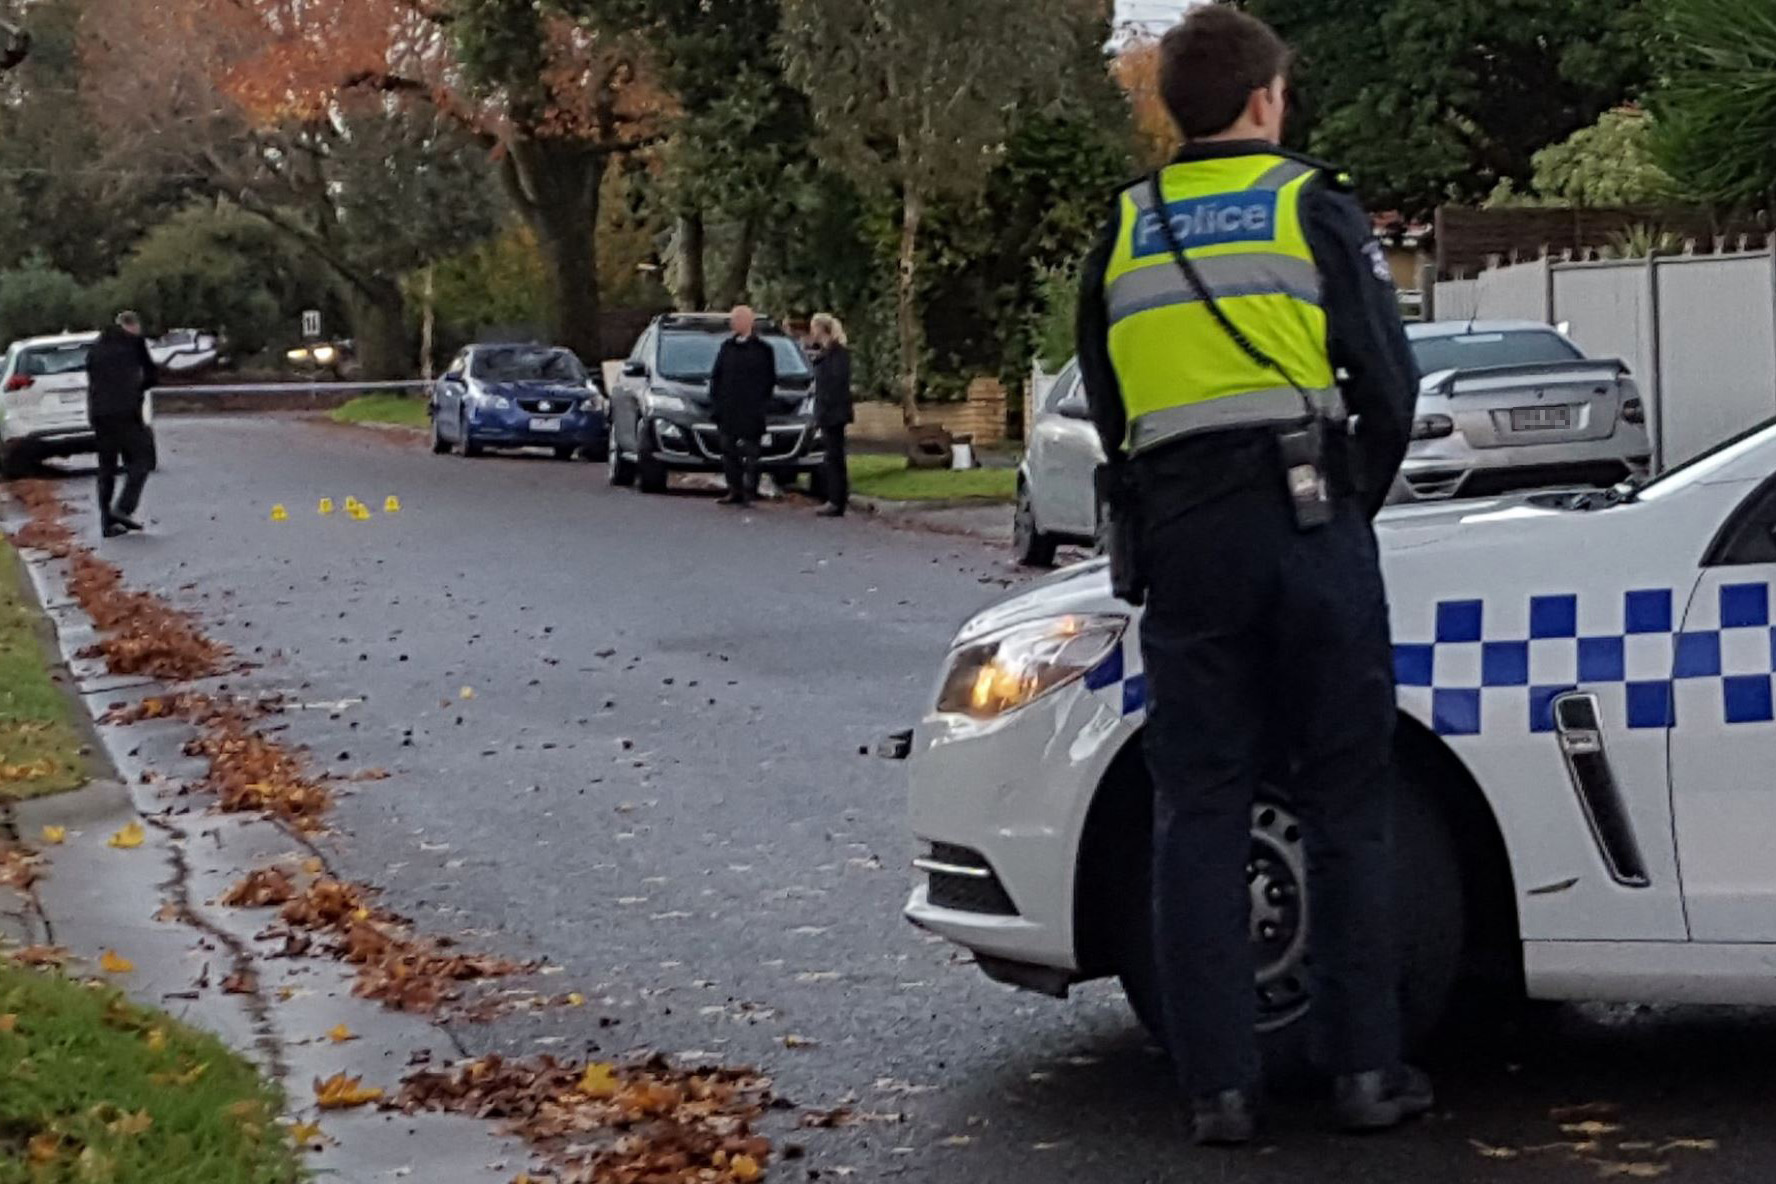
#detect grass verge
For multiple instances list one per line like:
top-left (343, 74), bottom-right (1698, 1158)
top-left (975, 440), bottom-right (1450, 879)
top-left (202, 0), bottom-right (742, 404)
top-left (0, 965), bottom-right (303, 1184)
top-left (0, 539), bottom-right (86, 801)
top-left (848, 453), bottom-right (1017, 503)
top-left (329, 394), bottom-right (429, 430)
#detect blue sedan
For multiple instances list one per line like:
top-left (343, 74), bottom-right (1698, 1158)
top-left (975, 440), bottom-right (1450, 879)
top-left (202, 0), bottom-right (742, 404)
top-left (431, 344), bottom-right (609, 460)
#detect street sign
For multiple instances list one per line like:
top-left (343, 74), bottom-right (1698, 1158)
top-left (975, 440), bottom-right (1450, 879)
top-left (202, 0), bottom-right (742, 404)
top-left (301, 310), bottom-right (322, 339)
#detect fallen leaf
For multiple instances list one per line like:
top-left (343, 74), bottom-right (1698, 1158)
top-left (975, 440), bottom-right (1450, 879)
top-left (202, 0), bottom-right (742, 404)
top-left (783, 1034), bottom-right (819, 1049)
top-left (1563, 1121), bottom-right (1624, 1137)
top-left (940, 1135), bottom-right (974, 1148)
top-left (730, 1153), bottom-right (763, 1182)
top-left (1471, 1141), bottom-right (1520, 1160)
top-left (222, 970), bottom-right (257, 995)
top-left (27, 1132), bottom-right (59, 1163)
top-left (1658, 1138), bottom-right (1718, 1153)
top-left (107, 821), bottom-right (146, 849)
top-left (327, 1024), bottom-right (357, 1044)
top-left (151, 1061), bottom-right (208, 1086)
top-left (39, 826), bottom-right (66, 845)
top-left (1594, 1164), bottom-right (1669, 1180)
top-left (107, 1109), bottom-right (152, 1137)
top-left (287, 1121), bottom-right (326, 1147)
top-left (144, 1028), bottom-right (166, 1051)
top-left (9, 945), bottom-right (68, 967)
top-left (565, 993), bottom-right (585, 1007)
top-left (99, 950), bottom-right (135, 974)
top-left (314, 1072), bottom-right (384, 1110)
top-left (578, 1062), bottom-right (619, 1098)
top-left (459, 686), bottom-right (475, 700)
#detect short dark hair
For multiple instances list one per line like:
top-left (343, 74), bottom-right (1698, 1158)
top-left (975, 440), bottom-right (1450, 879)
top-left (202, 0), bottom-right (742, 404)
top-left (1158, 7), bottom-right (1291, 140)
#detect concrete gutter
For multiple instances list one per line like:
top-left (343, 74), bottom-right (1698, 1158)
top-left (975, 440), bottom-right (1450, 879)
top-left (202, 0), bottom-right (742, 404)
top-left (0, 495), bottom-right (528, 1183)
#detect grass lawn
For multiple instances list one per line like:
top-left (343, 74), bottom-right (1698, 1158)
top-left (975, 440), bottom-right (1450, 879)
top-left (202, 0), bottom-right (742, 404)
top-left (329, 393), bottom-right (430, 429)
top-left (848, 454), bottom-right (1018, 503)
top-left (0, 965), bottom-right (303, 1183)
top-left (0, 540), bottom-right (86, 801)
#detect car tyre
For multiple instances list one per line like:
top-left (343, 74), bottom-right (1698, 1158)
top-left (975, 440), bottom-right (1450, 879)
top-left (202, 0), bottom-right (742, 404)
top-left (1013, 481), bottom-right (1058, 568)
top-left (553, 445), bottom-right (577, 461)
top-left (431, 412), bottom-right (452, 455)
top-left (607, 422), bottom-right (636, 487)
top-left (1117, 767), bottom-right (1466, 1080)
top-left (459, 414), bottom-right (483, 458)
top-left (636, 445), bottom-right (668, 494)
top-left (0, 440), bottom-right (19, 481)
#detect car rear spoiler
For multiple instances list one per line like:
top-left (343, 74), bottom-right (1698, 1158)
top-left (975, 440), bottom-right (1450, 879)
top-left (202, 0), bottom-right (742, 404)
top-left (1429, 358), bottom-right (1630, 397)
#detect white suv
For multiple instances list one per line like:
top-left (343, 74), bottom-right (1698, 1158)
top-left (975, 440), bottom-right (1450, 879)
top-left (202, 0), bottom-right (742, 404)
top-left (902, 418), bottom-right (1776, 1063)
top-left (0, 332), bottom-right (155, 478)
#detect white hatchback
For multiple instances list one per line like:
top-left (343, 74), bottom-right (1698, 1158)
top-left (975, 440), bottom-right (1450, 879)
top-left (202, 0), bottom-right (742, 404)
top-left (903, 418), bottom-right (1776, 1061)
top-left (0, 332), bottom-right (156, 478)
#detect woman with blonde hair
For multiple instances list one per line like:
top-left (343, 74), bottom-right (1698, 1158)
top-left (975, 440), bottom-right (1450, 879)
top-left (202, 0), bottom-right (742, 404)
top-left (807, 312), bottom-right (853, 517)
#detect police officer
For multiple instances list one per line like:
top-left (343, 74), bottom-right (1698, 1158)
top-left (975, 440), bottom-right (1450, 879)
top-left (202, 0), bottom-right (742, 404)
top-left (1076, 8), bottom-right (1424, 1145)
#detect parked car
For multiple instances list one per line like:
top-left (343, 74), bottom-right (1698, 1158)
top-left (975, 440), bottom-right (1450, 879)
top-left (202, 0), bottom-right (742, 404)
top-left (0, 332), bottom-right (156, 479)
top-left (895, 416), bottom-right (1776, 1066)
top-left (1014, 322), bottom-right (1652, 566)
top-left (606, 313), bottom-right (819, 495)
top-left (1392, 320), bottom-right (1650, 503)
top-left (1015, 359), bottom-right (1105, 566)
top-left (430, 343), bottom-right (608, 461)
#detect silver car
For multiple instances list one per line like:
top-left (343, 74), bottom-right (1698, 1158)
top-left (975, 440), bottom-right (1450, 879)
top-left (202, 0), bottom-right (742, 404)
top-left (1014, 359), bottom-right (1104, 566)
top-left (1393, 320), bottom-right (1651, 503)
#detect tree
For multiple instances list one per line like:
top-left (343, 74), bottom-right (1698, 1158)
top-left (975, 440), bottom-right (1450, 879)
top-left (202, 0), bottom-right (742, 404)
top-left (1112, 37), bottom-right (1177, 169)
top-left (1651, 0), bottom-right (1776, 209)
top-left (0, 257), bottom-right (95, 340)
top-left (1244, 0), bottom-right (1657, 215)
top-left (780, 0), bottom-right (1095, 421)
top-left (1486, 106), bottom-right (1677, 209)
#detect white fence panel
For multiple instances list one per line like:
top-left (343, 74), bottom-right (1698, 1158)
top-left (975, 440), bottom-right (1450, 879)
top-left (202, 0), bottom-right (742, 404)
top-left (1655, 254), bottom-right (1776, 467)
top-left (1433, 278), bottom-right (1478, 320)
top-left (1471, 257), bottom-right (1550, 324)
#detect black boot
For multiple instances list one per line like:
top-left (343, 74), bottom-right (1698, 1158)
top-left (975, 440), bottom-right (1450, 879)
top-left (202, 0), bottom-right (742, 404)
top-left (1191, 1089), bottom-right (1258, 1147)
top-left (1332, 1065), bottom-right (1434, 1133)
top-left (111, 512), bottom-right (144, 533)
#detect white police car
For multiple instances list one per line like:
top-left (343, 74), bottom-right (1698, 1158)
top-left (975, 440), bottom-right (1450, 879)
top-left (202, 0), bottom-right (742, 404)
top-left (903, 417), bottom-right (1776, 1059)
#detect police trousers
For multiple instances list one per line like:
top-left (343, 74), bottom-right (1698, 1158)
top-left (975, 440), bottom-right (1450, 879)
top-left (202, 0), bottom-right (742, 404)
top-left (1138, 475), bottom-right (1400, 1096)
top-left (92, 414), bottom-right (153, 525)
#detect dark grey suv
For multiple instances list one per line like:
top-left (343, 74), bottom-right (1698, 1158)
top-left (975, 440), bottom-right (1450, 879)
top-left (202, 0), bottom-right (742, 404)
top-left (606, 313), bottom-right (820, 494)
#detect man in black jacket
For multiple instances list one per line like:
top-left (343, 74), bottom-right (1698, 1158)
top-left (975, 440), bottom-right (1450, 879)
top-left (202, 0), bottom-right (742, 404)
top-left (85, 311), bottom-right (159, 538)
top-left (707, 306), bottom-right (776, 507)
top-left (1076, 8), bottom-right (1422, 1145)
top-left (808, 312), bottom-right (853, 517)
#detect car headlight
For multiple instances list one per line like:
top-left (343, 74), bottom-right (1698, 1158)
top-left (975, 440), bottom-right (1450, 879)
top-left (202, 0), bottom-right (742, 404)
top-left (311, 344), bottom-right (338, 365)
top-left (935, 615), bottom-right (1127, 720)
top-left (581, 396), bottom-right (602, 413)
top-left (644, 393), bottom-right (689, 416)
top-left (472, 391), bottom-right (510, 410)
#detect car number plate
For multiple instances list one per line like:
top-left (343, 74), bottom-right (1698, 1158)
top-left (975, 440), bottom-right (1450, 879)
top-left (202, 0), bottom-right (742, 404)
top-left (1510, 406), bottom-right (1571, 431)
top-left (530, 417), bottom-right (563, 433)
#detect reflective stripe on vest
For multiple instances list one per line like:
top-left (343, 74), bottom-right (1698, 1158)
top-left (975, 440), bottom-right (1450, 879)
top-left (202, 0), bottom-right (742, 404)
top-left (1103, 154), bottom-right (1339, 456)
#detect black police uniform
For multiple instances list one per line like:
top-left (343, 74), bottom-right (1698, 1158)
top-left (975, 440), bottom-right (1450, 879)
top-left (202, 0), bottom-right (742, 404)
top-left (1076, 142), bottom-right (1420, 1100)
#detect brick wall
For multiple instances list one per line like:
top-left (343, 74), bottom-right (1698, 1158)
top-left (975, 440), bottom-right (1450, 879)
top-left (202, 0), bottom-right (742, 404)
top-left (851, 377), bottom-right (1009, 447)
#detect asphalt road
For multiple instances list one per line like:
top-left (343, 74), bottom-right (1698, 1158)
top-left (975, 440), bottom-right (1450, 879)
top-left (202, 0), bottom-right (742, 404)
top-left (38, 416), bottom-right (1776, 1182)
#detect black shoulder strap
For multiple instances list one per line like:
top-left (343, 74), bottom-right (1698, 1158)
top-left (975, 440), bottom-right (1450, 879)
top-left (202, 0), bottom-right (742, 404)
top-left (1145, 171), bottom-right (1314, 416)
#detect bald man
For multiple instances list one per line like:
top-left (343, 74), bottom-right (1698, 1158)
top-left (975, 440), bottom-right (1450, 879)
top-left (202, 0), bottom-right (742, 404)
top-left (708, 305), bottom-right (776, 506)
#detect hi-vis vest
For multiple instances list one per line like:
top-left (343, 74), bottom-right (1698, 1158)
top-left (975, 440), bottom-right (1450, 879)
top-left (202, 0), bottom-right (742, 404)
top-left (1104, 153), bottom-right (1342, 456)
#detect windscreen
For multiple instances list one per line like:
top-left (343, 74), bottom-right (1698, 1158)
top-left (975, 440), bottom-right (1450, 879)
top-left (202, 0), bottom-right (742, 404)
top-left (471, 347), bottom-right (586, 383)
top-left (1411, 331), bottom-right (1582, 376)
top-left (22, 344), bottom-right (91, 377)
top-left (658, 331), bottom-right (812, 382)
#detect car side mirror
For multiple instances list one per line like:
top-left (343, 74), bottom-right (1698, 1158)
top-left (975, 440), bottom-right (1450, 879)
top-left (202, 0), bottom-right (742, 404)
top-left (621, 360), bottom-right (647, 378)
top-left (441, 370), bottom-right (463, 384)
top-left (1058, 399), bottom-right (1089, 421)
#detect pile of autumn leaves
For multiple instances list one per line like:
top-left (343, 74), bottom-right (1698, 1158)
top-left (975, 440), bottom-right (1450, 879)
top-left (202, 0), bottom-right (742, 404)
top-left (5, 482), bottom-right (779, 1184)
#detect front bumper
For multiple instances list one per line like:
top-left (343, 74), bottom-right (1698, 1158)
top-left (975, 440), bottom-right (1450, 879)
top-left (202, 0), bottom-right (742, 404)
top-left (645, 415), bottom-right (824, 471)
top-left (465, 405), bottom-right (605, 447)
top-left (1393, 434), bottom-right (1651, 503)
top-left (901, 668), bottom-right (1139, 975)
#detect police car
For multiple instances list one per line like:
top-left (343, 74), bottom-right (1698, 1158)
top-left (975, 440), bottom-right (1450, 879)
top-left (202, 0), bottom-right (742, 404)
top-left (902, 417), bottom-right (1776, 1061)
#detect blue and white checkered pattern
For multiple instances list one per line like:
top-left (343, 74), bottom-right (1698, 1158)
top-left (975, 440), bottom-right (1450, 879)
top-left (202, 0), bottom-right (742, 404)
top-left (1396, 584), bottom-right (1776, 736)
top-left (1092, 581), bottom-right (1776, 737)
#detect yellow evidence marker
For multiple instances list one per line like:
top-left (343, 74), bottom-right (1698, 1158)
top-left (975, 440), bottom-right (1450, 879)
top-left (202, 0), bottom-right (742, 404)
top-left (270, 504), bottom-right (289, 523)
top-left (384, 496), bottom-right (402, 514)
top-left (318, 497), bottom-right (335, 516)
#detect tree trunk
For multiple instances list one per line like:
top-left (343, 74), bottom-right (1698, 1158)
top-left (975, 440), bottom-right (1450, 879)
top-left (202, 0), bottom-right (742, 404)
top-left (896, 188), bottom-right (924, 427)
top-left (715, 209), bottom-right (760, 309)
top-left (505, 139), bottom-right (605, 363)
top-left (419, 265), bottom-right (436, 380)
top-left (676, 211), bottom-right (707, 310)
top-left (347, 276), bottom-right (411, 380)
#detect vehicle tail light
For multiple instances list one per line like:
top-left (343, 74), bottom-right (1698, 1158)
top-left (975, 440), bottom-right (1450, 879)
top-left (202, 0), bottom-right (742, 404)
top-left (4, 374), bottom-right (32, 392)
top-left (1622, 398), bottom-right (1645, 426)
top-left (1410, 414), bottom-right (1454, 441)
